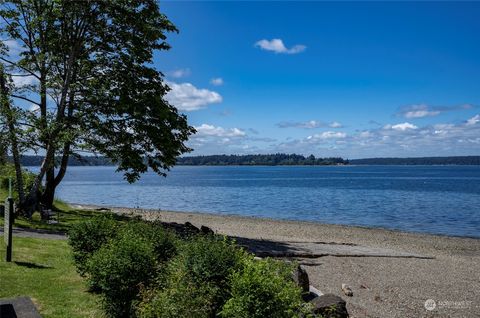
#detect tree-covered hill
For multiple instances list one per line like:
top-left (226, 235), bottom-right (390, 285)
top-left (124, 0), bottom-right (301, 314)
top-left (17, 154), bottom-right (347, 166)
top-left (349, 156), bottom-right (480, 165)
top-left (14, 154), bottom-right (480, 166)
top-left (19, 155), bottom-right (114, 166)
top-left (176, 154), bottom-right (347, 166)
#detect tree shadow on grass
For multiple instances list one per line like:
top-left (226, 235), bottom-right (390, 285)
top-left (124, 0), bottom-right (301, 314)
top-left (14, 261), bottom-right (52, 269)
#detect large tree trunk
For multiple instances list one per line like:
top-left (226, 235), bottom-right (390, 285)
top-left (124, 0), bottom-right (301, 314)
top-left (41, 166), bottom-right (56, 214)
top-left (40, 143), bottom-right (71, 215)
top-left (0, 139), bottom-right (7, 165)
top-left (21, 142), bottom-right (57, 217)
top-left (0, 65), bottom-right (26, 215)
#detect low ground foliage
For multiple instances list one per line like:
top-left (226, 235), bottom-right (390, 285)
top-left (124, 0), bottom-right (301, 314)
top-left (69, 217), bottom-right (314, 318)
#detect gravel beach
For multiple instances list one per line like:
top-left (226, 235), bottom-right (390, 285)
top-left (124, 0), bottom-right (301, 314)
top-left (76, 205), bottom-right (480, 318)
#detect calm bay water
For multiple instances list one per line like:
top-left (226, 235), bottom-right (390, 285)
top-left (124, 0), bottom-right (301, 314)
top-left (40, 165), bottom-right (480, 238)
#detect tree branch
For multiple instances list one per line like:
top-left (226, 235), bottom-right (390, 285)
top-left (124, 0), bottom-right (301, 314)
top-left (10, 94), bottom-right (40, 106)
top-left (0, 57), bottom-right (40, 79)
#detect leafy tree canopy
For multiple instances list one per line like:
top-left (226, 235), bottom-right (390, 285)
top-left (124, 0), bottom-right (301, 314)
top-left (0, 0), bottom-right (195, 214)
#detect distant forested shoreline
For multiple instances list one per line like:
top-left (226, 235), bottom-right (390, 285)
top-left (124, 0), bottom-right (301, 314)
top-left (176, 154), bottom-right (347, 166)
top-left (17, 154), bottom-right (347, 166)
top-left (18, 155), bottom-right (114, 166)
top-left (14, 154), bottom-right (480, 166)
top-left (349, 156), bottom-right (480, 165)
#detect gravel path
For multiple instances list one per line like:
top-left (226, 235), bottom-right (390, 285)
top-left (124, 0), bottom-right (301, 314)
top-left (0, 227), bottom-right (66, 240)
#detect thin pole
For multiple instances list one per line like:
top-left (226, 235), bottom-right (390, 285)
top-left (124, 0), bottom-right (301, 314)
top-left (5, 198), bottom-right (13, 262)
top-left (8, 176), bottom-right (12, 198)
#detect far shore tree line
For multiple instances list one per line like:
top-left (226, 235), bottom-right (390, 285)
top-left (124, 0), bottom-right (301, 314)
top-left (11, 153), bottom-right (348, 166)
top-left (177, 154), bottom-right (348, 166)
top-left (0, 0), bottom-right (195, 218)
top-left (6, 154), bottom-right (480, 167)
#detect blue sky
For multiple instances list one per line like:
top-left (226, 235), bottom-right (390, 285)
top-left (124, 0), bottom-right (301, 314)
top-left (158, 1), bottom-right (480, 159)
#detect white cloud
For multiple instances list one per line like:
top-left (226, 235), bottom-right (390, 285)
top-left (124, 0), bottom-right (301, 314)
top-left (2, 39), bottom-right (22, 56)
top-left (307, 131), bottom-right (347, 140)
top-left (277, 120), bottom-right (319, 129)
top-left (210, 78), bottom-right (224, 86)
top-left (188, 114), bottom-right (480, 158)
top-left (168, 68), bottom-right (191, 79)
top-left (384, 122), bottom-right (418, 131)
top-left (359, 131), bottom-right (373, 138)
top-left (405, 110), bottom-right (440, 119)
top-left (29, 104), bottom-right (40, 113)
top-left (255, 38), bottom-right (306, 54)
top-left (277, 120), bottom-right (342, 129)
top-left (194, 124), bottom-right (246, 137)
top-left (2, 40), bottom-right (38, 87)
top-left (304, 120), bottom-right (320, 129)
top-left (400, 104), bottom-right (440, 118)
top-left (397, 103), bottom-right (476, 119)
top-left (188, 122), bottom-right (298, 155)
top-left (12, 74), bottom-right (38, 87)
top-left (466, 114), bottom-right (480, 126)
top-left (299, 120), bottom-right (320, 129)
top-left (165, 82), bottom-right (222, 111)
top-left (273, 115), bottom-right (480, 158)
top-left (329, 121), bottom-right (343, 128)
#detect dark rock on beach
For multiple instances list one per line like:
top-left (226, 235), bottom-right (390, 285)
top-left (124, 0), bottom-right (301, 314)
top-left (200, 225), bottom-right (214, 235)
top-left (311, 293), bottom-right (349, 318)
top-left (292, 264), bottom-right (310, 294)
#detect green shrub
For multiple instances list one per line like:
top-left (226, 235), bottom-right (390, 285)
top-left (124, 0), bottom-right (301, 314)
top-left (75, 218), bottom-right (313, 318)
top-left (117, 220), bottom-right (178, 263)
top-left (176, 236), bottom-right (247, 288)
top-left (0, 164), bottom-right (37, 201)
top-left (68, 214), bottom-right (118, 276)
top-left (220, 258), bottom-right (312, 318)
top-left (84, 220), bottom-right (178, 318)
top-left (136, 236), bottom-right (249, 317)
top-left (87, 233), bottom-right (157, 318)
top-left (136, 278), bottom-right (218, 318)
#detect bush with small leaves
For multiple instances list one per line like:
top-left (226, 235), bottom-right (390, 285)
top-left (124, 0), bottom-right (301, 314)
top-left (136, 278), bottom-right (218, 318)
top-left (68, 213), bottom-right (118, 276)
top-left (87, 232), bottom-right (157, 318)
top-left (136, 236), bottom-right (249, 317)
top-left (0, 164), bottom-right (38, 201)
top-left (84, 220), bottom-right (179, 318)
top-left (220, 258), bottom-right (312, 318)
top-left (177, 236), bottom-right (247, 288)
top-left (117, 220), bottom-right (178, 263)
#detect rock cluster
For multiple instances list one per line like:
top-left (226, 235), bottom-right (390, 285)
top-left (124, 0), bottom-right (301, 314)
top-left (157, 221), bottom-right (214, 238)
top-left (310, 293), bottom-right (348, 318)
top-left (292, 265), bottom-right (349, 318)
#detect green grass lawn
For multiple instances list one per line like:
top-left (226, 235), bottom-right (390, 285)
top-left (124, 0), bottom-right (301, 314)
top-left (0, 198), bottom-right (110, 233)
top-left (0, 237), bottom-right (103, 318)
top-left (0, 177), bottom-right (124, 316)
top-left (1, 166), bottom-right (111, 233)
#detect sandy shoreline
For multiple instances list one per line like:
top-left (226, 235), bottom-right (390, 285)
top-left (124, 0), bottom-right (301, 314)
top-left (74, 204), bottom-right (480, 318)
